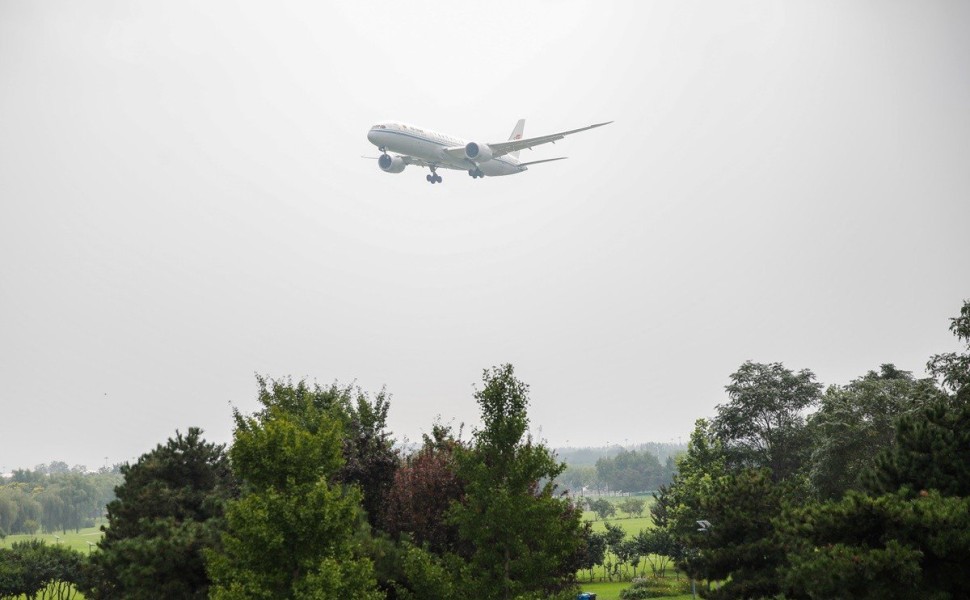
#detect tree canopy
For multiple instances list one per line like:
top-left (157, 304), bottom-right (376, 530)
top-left (449, 364), bottom-right (583, 600)
top-left (86, 428), bottom-right (236, 600)
top-left (206, 384), bottom-right (381, 599)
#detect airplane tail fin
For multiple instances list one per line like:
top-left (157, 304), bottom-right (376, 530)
top-left (507, 119), bottom-right (525, 158)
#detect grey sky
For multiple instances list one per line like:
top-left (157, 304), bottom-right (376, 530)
top-left (1, 1), bottom-right (968, 471)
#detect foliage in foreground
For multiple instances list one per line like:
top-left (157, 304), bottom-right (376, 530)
top-left (0, 539), bottom-right (86, 599)
top-left (205, 388), bottom-right (381, 599)
top-left (83, 428), bottom-right (236, 600)
top-left (449, 364), bottom-right (583, 599)
top-left (656, 299), bottom-right (970, 599)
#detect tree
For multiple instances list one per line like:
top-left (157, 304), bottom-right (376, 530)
top-left (206, 388), bottom-right (381, 599)
top-left (0, 486), bottom-right (41, 535)
top-left (713, 361), bottom-right (822, 481)
top-left (633, 527), bottom-right (678, 578)
top-left (392, 541), bottom-right (468, 600)
top-left (619, 497), bottom-right (646, 518)
top-left (0, 540), bottom-right (86, 600)
top-left (865, 398), bottom-right (970, 498)
top-left (575, 523), bottom-right (607, 582)
top-left (926, 299), bottom-right (970, 398)
top-left (382, 422), bottom-right (467, 555)
top-left (556, 465), bottom-right (599, 494)
top-left (807, 365), bottom-right (944, 499)
top-left (778, 490), bottom-right (970, 599)
top-left (86, 428), bottom-right (236, 600)
top-left (775, 302), bottom-right (970, 599)
top-left (449, 364), bottom-right (583, 599)
top-left (689, 468), bottom-right (791, 600)
top-left (596, 450), bottom-right (666, 493)
top-left (249, 376), bottom-right (399, 529)
top-left (589, 498), bottom-right (616, 521)
top-left (661, 419), bottom-right (727, 580)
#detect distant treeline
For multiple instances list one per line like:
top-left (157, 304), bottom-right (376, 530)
top-left (0, 462), bottom-right (122, 537)
top-left (555, 442), bottom-right (686, 468)
top-left (555, 444), bottom-right (684, 494)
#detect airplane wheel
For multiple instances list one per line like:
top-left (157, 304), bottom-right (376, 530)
top-left (426, 174), bottom-right (432, 182)
top-left (435, 175), bottom-right (442, 183)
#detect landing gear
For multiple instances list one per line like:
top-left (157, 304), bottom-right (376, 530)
top-left (467, 168), bottom-right (485, 179)
top-left (426, 167), bottom-right (442, 184)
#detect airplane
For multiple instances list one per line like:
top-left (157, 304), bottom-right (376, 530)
top-left (366, 119), bottom-right (612, 184)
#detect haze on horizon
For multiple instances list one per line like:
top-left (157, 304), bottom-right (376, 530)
top-left (1, 1), bottom-right (968, 471)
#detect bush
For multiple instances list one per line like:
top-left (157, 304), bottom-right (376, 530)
top-left (618, 576), bottom-right (690, 599)
top-left (619, 578), bottom-right (655, 599)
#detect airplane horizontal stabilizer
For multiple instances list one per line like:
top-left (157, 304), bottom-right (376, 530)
top-left (518, 157), bottom-right (568, 167)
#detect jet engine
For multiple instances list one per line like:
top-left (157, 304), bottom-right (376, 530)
top-left (378, 154), bottom-right (406, 173)
top-left (464, 142), bottom-right (493, 162)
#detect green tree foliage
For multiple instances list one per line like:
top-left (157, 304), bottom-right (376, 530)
top-left (0, 539), bottom-right (86, 600)
top-left (807, 365), bottom-right (944, 499)
top-left (595, 449), bottom-right (669, 493)
top-left (575, 522), bottom-right (607, 582)
top-left (633, 527), bottom-right (678, 578)
top-left (449, 364), bottom-right (583, 599)
top-left (778, 490), bottom-right (970, 599)
top-left (249, 376), bottom-right (398, 529)
top-left (0, 465), bottom-right (120, 538)
top-left (926, 299), bottom-right (970, 398)
top-left (662, 420), bottom-right (727, 574)
top-left (588, 497), bottom-right (616, 520)
top-left (865, 398), bottom-right (970, 497)
top-left (776, 301), bottom-right (970, 598)
top-left (556, 464), bottom-right (599, 493)
top-left (0, 485), bottom-right (42, 536)
top-left (661, 420), bottom-right (799, 598)
top-left (692, 469), bottom-right (789, 600)
top-left (39, 474), bottom-right (98, 534)
top-left (864, 303), bottom-right (970, 497)
top-left (391, 541), bottom-right (470, 600)
top-left (713, 361), bottom-right (822, 481)
top-left (86, 428), bottom-right (235, 600)
top-left (618, 496), bottom-right (647, 518)
top-left (206, 386), bottom-right (381, 599)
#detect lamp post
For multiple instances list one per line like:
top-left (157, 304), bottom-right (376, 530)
top-left (695, 520), bottom-right (712, 596)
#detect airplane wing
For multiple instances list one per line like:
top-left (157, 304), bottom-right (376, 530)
top-left (487, 121), bottom-right (612, 158)
top-left (440, 121), bottom-right (611, 162)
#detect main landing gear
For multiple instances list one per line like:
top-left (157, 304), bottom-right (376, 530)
top-left (426, 166), bottom-right (442, 184)
top-left (468, 168), bottom-right (485, 179)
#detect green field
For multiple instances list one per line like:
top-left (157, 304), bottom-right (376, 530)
top-left (574, 495), bottom-right (694, 598)
top-left (0, 525), bottom-right (103, 553)
top-left (579, 579), bottom-right (694, 600)
top-left (585, 514), bottom-right (654, 535)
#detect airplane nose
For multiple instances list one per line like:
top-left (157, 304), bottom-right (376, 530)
top-left (367, 130), bottom-right (378, 145)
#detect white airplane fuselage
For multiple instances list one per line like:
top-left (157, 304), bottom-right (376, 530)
top-left (367, 122), bottom-right (525, 177)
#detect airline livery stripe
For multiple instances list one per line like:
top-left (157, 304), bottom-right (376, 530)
top-left (374, 129), bottom-right (521, 168)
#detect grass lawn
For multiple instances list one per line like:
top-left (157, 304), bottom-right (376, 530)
top-left (585, 514), bottom-right (655, 535)
top-left (579, 579), bottom-right (694, 600)
top-left (0, 525), bottom-right (103, 553)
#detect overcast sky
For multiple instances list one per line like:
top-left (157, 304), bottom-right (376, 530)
top-left (2, 1), bottom-right (968, 471)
